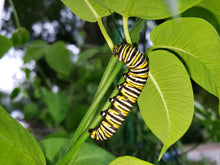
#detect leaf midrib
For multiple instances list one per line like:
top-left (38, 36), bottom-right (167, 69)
top-left (153, 45), bottom-right (218, 92)
top-left (149, 72), bottom-right (170, 137)
top-left (153, 45), bottom-right (198, 59)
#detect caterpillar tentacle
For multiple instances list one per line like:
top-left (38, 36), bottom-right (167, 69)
top-left (89, 43), bottom-right (149, 141)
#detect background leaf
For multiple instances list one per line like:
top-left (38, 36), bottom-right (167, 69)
top-left (61, 0), bottom-right (111, 22)
top-left (197, 0), bottom-right (220, 36)
top-left (0, 35), bottom-right (13, 58)
top-left (198, 0), bottom-right (220, 16)
top-left (45, 41), bottom-right (71, 77)
top-left (94, 0), bottom-right (200, 19)
top-left (130, 19), bottom-right (146, 44)
top-left (110, 156), bottom-right (154, 165)
top-left (0, 106), bottom-right (46, 165)
top-left (40, 137), bottom-right (70, 164)
top-left (138, 50), bottom-right (194, 160)
top-left (182, 6), bottom-right (220, 34)
top-left (43, 89), bottom-right (70, 124)
top-left (23, 103), bottom-right (38, 120)
top-left (23, 40), bottom-right (48, 63)
top-left (11, 27), bottom-right (30, 48)
top-left (74, 143), bottom-right (115, 165)
top-left (150, 18), bottom-right (220, 101)
top-left (10, 87), bottom-right (20, 99)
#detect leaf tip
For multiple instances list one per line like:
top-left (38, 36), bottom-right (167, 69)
top-left (158, 145), bottom-right (169, 161)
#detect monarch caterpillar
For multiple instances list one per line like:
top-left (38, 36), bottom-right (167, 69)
top-left (89, 43), bottom-right (149, 140)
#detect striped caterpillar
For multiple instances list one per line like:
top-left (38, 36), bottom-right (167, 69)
top-left (89, 43), bottom-right (149, 140)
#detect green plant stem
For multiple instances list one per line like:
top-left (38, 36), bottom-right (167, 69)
top-left (8, 0), bottom-right (21, 28)
top-left (97, 69), bottom-right (127, 112)
top-left (58, 131), bottom-right (91, 165)
top-left (123, 16), bottom-right (132, 44)
top-left (36, 63), bottom-right (51, 89)
top-left (97, 18), bottom-right (114, 50)
top-left (94, 56), bottom-right (117, 98)
top-left (84, 0), bottom-right (114, 50)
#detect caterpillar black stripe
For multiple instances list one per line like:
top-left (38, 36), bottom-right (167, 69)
top-left (89, 43), bottom-right (149, 140)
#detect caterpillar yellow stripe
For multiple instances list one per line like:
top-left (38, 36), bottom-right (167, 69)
top-left (89, 43), bottom-right (149, 141)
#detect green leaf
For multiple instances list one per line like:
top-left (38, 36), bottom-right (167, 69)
top-left (21, 68), bottom-right (31, 79)
top-left (130, 19), bottom-right (146, 44)
top-left (94, 0), bottom-right (200, 19)
top-left (74, 143), bottom-right (115, 165)
top-left (61, 0), bottom-right (111, 22)
top-left (43, 89), bottom-right (70, 124)
top-left (0, 106), bottom-right (46, 165)
top-left (150, 18), bottom-right (220, 99)
top-left (11, 27), bottom-right (30, 48)
top-left (23, 40), bottom-right (48, 63)
top-left (198, 0), bottom-right (220, 34)
top-left (199, 0), bottom-right (220, 16)
top-left (110, 156), bottom-right (154, 165)
top-left (45, 41), bottom-right (71, 77)
top-left (138, 50), bottom-right (194, 160)
top-left (10, 87), bottom-right (20, 99)
top-left (23, 103), bottom-right (38, 120)
top-left (0, 35), bottom-right (13, 58)
top-left (40, 137), bottom-right (70, 163)
top-left (182, 6), bottom-right (220, 34)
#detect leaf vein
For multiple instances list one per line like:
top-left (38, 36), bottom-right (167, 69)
top-left (149, 71), bottom-right (170, 133)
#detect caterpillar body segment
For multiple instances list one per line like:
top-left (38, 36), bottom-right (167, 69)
top-left (89, 43), bottom-right (149, 140)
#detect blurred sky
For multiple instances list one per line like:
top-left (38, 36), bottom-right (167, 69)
top-left (0, 0), bottom-right (4, 31)
top-left (0, 49), bottom-right (25, 93)
top-left (0, 0), bottom-right (22, 93)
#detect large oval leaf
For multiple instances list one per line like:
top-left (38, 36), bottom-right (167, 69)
top-left (61, 0), bottom-right (111, 22)
top-left (94, 0), bottom-right (200, 19)
top-left (138, 50), bottom-right (194, 160)
top-left (150, 18), bottom-right (220, 99)
top-left (110, 156), bottom-right (154, 165)
top-left (0, 106), bottom-right (46, 164)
